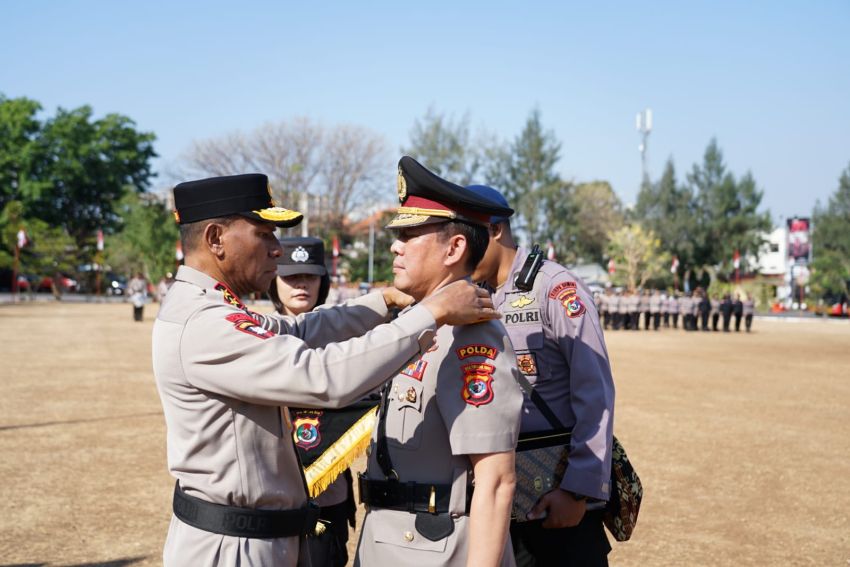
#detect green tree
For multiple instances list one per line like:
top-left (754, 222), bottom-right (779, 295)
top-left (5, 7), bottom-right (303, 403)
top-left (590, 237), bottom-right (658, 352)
top-left (508, 108), bottom-right (562, 245)
top-left (606, 224), bottom-right (670, 291)
top-left (1, 200), bottom-right (77, 277)
top-left (550, 180), bottom-right (624, 265)
top-left (345, 211), bottom-right (396, 283)
top-left (24, 105), bottom-right (156, 251)
top-left (106, 192), bottom-right (180, 281)
top-left (402, 107), bottom-right (480, 186)
top-left (634, 158), bottom-right (697, 278)
top-left (0, 95), bottom-right (44, 212)
top-left (686, 139), bottom-right (771, 276)
top-left (810, 163), bottom-right (850, 297)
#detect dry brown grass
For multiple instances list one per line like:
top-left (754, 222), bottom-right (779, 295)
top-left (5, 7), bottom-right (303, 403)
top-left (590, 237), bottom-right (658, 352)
top-left (1, 301), bottom-right (848, 566)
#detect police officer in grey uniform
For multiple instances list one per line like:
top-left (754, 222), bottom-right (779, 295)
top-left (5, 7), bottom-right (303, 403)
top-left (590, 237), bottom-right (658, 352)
top-left (153, 173), bottom-right (500, 567)
top-left (470, 185), bottom-right (616, 567)
top-left (608, 291), bottom-right (622, 330)
top-left (649, 289), bottom-right (662, 331)
top-left (355, 157), bottom-right (523, 567)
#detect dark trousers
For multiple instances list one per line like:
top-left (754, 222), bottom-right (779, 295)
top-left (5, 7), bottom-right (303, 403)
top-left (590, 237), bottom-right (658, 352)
top-left (632, 312), bottom-right (640, 330)
top-left (712, 313), bottom-right (719, 331)
top-left (722, 314), bottom-right (731, 332)
top-left (672, 313), bottom-right (679, 328)
top-left (643, 311), bottom-right (651, 330)
top-left (700, 312), bottom-right (709, 331)
top-left (602, 312), bottom-right (610, 329)
top-left (663, 312), bottom-right (670, 327)
top-left (511, 510), bottom-right (610, 567)
top-left (745, 313), bottom-right (753, 332)
top-left (734, 313), bottom-right (743, 332)
top-left (653, 313), bottom-right (660, 330)
top-left (133, 305), bottom-right (144, 322)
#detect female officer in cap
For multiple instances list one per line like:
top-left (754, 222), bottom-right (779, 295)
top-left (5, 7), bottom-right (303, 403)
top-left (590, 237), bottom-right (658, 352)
top-left (269, 237), bottom-right (355, 567)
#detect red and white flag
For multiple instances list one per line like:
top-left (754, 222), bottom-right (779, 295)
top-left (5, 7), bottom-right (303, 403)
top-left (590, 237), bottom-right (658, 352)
top-left (332, 235), bottom-right (340, 258)
top-left (670, 256), bottom-right (679, 274)
top-left (546, 242), bottom-right (556, 261)
top-left (16, 228), bottom-right (27, 249)
top-left (96, 229), bottom-right (104, 251)
top-left (733, 250), bottom-right (740, 269)
top-left (175, 240), bottom-right (184, 261)
top-left (608, 258), bottom-right (616, 274)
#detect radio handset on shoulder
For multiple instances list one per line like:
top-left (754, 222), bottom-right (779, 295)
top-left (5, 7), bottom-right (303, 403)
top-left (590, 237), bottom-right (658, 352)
top-left (514, 244), bottom-right (544, 292)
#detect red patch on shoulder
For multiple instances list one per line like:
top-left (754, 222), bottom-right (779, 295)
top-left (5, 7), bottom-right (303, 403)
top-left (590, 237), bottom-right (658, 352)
top-left (216, 282), bottom-right (247, 310)
top-left (461, 363), bottom-right (495, 406)
top-left (226, 313), bottom-right (275, 339)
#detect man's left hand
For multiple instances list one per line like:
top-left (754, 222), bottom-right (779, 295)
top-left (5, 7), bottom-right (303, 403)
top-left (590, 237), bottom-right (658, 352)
top-left (527, 488), bottom-right (586, 529)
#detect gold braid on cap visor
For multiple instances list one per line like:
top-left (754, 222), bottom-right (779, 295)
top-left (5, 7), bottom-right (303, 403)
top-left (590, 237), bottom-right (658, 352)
top-left (254, 207), bottom-right (303, 222)
top-left (396, 206), bottom-right (457, 219)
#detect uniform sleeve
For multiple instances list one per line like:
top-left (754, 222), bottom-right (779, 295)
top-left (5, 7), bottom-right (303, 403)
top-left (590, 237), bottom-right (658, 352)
top-left (179, 301), bottom-right (435, 409)
top-left (435, 325), bottom-right (523, 456)
top-left (543, 275), bottom-right (615, 501)
top-left (255, 292), bottom-right (390, 348)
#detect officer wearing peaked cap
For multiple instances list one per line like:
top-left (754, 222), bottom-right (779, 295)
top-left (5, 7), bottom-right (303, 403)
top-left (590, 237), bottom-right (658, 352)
top-left (468, 183), bottom-right (616, 567)
top-left (355, 157), bottom-right (523, 567)
top-left (153, 173), bottom-right (500, 567)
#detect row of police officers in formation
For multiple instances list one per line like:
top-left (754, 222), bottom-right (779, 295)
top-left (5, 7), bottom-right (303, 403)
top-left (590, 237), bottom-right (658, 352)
top-left (596, 289), bottom-right (756, 333)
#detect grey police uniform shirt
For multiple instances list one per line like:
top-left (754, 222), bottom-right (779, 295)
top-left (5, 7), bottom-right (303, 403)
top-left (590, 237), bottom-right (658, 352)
top-left (743, 299), bottom-right (755, 315)
top-left (356, 314), bottom-right (523, 567)
top-left (607, 294), bottom-right (620, 313)
top-left (649, 294), bottom-right (662, 314)
top-left (496, 248), bottom-right (615, 502)
top-left (153, 265), bottom-right (437, 567)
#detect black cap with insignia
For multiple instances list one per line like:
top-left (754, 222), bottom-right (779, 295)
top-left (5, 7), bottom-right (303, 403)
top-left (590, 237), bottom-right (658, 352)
top-left (172, 173), bottom-right (303, 227)
top-left (387, 156), bottom-right (514, 229)
top-left (276, 237), bottom-right (328, 277)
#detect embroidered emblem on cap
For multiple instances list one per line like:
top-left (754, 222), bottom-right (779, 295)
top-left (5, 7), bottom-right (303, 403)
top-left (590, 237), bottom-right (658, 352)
top-left (292, 412), bottom-right (322, 450)
top-left (461, 363), bottom-right (495, 406)
top-left (397, 165), bottom-right (407, 203)
top-left (291, 246), bottom-right (310, 263)
top-left (550, 281), bottom-right (586, 319)
top-left (456, 344), bottom-right (497, 360)
top-left (225, 312), bottom-right (275, 339)
top-left (516, 353), bottom-right (538, 376)
top-left (510, 295), bottom-right (535, 308)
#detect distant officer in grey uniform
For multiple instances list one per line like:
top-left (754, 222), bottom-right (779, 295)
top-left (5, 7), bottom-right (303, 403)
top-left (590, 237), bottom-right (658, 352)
top-left (617, 290), bottom-right (630, 330)
top-left (597, 290), bottom-right (609, 330)
top-left (470, 185), bottom-right (616, 567)
top-left (649, 289), bottom-right (662, 331)
top-left (743, 294), bottom-right (755, 332)
top-left (668, 292), bottom-right (679, 329)
top-left (355, 157), bottom-right (523, 567)
top-left (710, 294), bottom-right (721, 332)
top-left (679, 293), bottom-right (693, 331)
top-left (608, 291), bottom-right (621, 330)
top-left (638, 290), bottom-right (651, 330)
top-left (153, 173), bottom-right (500, 567)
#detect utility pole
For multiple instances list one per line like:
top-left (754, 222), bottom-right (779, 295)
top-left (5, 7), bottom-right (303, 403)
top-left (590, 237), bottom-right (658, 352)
top-left (636, 108), bottom-right (653, 183)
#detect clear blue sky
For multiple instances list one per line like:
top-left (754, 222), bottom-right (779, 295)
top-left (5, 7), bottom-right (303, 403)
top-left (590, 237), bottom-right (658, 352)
top-left (3, 0), bottom-right (849, 224)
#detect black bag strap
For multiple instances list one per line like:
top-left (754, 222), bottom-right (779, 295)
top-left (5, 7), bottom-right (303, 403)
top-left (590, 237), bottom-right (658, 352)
top-left (375, 380), bottom-right (397, 480)
top-left (515, 372), bottom-right (565, 430)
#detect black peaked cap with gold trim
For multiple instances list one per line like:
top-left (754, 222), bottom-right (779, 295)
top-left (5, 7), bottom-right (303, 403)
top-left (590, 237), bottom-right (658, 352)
top-left (173, 173), bottom-right (303, 227)
top-left (387, 156), bottom-right (515, 228)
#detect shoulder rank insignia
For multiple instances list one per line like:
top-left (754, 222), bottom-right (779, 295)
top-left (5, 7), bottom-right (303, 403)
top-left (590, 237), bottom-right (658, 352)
top-left (226, 313), bottom-right (275, 339)
top-left (456, 344), bottom-right (497, 360)
top-left (292, 411), bottom-right (322, 450)
top-left (510, 295), bottom-right (535, 308)
top-left (215, 282), bottom-right (247, 311)
top-left (461, 363), bottom-right (495, 406)
top-left (549, 281), bottom-right (586, 319)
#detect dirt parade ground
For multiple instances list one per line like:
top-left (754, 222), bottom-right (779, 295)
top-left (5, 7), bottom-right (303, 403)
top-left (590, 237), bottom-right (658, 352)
top-left (0, 300), bottom-right (848, 566)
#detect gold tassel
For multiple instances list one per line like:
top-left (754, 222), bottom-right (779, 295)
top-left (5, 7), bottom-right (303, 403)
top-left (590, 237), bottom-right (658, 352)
top-left (304, 407), bottom-right (378, 498)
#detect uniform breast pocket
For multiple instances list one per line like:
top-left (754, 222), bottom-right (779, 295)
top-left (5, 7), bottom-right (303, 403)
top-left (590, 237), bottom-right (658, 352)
top-left (510, 325), bottom-right (546, 380)
top-left (386, 382), bottom-right (425, 450)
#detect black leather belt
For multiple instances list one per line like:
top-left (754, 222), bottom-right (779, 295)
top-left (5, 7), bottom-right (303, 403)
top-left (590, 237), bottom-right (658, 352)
top-left (172, 482), bottom-right (320, 539)
top-left (358, 475), bottom-right (472, 514)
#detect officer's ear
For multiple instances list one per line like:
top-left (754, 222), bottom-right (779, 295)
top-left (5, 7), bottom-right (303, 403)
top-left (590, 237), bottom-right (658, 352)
top-left (443, 233), bottom-right (468, 268)
top-left (203, 222), bottom-right (227, 258)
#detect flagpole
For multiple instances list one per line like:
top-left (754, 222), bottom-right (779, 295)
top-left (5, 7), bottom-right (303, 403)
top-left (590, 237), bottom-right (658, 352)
top-left (12, 241), bottom-right (20, 298)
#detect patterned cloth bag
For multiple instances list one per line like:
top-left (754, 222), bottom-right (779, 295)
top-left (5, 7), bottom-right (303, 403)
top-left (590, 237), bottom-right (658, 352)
top-left (603, 436), bottom-right (642, 541)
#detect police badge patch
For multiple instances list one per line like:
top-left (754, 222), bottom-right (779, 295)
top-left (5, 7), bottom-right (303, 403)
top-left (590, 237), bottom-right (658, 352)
top-left (225, 313), bottom-right (275, 339)
top-left (291, 246), bottom-right (310, 263)
top-left (516, 352), bottom-right (538, 376)
top-left (292, 412), bottom-right (322, 450)
top-left (461, 363), bottom-right (495, 406)
top-left (549, 281), bottom-right (586, 319)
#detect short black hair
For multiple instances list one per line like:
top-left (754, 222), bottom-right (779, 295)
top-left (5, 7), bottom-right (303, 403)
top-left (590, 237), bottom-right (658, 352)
top-left (179, 215), bottom-right (238, 253)
top-left (436, 221), bottom-right (489, 272)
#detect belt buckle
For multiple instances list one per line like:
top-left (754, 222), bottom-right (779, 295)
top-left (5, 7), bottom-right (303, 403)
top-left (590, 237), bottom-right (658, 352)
top-left (428, 485), bottom-right (436, 514)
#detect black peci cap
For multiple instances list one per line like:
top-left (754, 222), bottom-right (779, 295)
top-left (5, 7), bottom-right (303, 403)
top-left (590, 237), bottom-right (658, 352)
top-left (172, 173), bottom-right (303, 227)
top-left (386, 156), bottom-right (515, 229)
top-left (276, 237), bottom-right (327, 277)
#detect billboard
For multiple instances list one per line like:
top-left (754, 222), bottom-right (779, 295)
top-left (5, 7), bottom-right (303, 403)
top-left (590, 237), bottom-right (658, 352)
top-left (787, 217), bottom-right (811, 263)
